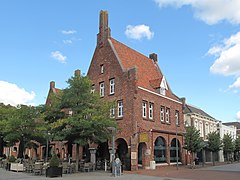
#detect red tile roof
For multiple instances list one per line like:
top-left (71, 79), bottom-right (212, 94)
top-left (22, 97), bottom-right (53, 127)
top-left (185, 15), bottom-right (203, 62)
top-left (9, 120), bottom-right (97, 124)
top-left (110, 38), bottom-right (179, 101)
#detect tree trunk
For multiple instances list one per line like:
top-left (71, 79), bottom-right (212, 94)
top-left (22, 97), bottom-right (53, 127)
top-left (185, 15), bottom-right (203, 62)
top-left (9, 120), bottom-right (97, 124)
top-left (191, 152), bottom-right (195, 169)
top-left (17, 140), bottom-right (24, 158)
top-left (212, 152), bottom-right (215, 166)
top-left (76, 144), bottom-right (80, 172)
top-left (0, 136), bottom-right (3, 157)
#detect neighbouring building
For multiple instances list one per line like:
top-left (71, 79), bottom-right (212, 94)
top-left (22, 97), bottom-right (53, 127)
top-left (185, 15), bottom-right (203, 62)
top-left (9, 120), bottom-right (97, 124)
top-left (183, 100), bottom-right (219, 163)
top-left (222, 122), bottom-right (240, 137)
top-left (218, 121), bottom-right (237, 162)
top-left (87, 10), bottom-right (185, 170)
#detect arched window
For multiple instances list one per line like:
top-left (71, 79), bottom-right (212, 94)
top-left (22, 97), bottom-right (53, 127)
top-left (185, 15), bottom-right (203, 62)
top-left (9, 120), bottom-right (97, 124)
top-left (154, 137), bottom-right (166, 163)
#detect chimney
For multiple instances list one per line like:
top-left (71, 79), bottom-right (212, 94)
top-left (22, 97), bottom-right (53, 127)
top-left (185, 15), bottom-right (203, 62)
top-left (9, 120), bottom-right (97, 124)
top-left (97, 10), bottom-right (111, 46)
top-left (50, 81), bottom-right (55, 89)
top-left (74, 69), bottom-right (81, 76)
top-left (180, 97), bottom-right (186, 109)
top-left (149, 53), bottom-right (158, 62)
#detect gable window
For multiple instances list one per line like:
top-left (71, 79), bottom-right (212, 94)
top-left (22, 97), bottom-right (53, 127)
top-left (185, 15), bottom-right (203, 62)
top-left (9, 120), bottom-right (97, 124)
top-left (149, 103), bottom-right (153, 120)
top-left (91, 84), bottom-right (95, 94)
top-left (118, 100), bottom-right (123, 118)
top-left (175, 110), bottom-right (179, 126)
top-left (110, 105), bottom-right (115, 118)
top-left (109, 78), bottom-right (115, 95)
top-left (100, 64), bottom-right (104, 74)
top-left (160, 106), bottom-right (165, 122)
top-left (160, 87), bottom-right (166, 96)
top-left (166, 108), bottom-right (170, 123)
top-left (99, 82), bottom-right (104, 97)
top-left (142, 101), bottom-right (147, 118)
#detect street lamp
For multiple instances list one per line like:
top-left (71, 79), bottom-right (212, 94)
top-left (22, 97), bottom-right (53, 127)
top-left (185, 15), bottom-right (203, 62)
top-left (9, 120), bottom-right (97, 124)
top-left (107, 127), bottom-right (116, 176)
top-left (46, 132), bottom-right (51, 162)
top-left (176, 123), bottom-right (179, 170)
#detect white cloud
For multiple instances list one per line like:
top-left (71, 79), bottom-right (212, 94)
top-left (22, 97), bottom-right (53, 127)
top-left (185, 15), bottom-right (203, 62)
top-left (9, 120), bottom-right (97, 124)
top-left (236, 111), bottom-right (240, 121)
top-left (125, 25), bottom-right (154, 40)
top-left (154, 0), bottom-right (240, 25)
top-left (209, 32), bottom-right (240, 76)
top-left (0, 81), bottom-right (35, 106)
top-left (61, 30), bottom-right (77, 35)
top-left (229, 77), bottom-right (240, 89)
top-left (51, 51), bottom-right (67, 63)
top-left (63, 40), bottom-right (73, 44)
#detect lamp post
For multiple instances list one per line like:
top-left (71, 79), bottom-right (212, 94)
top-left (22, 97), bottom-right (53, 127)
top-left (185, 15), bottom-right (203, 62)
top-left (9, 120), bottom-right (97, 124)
top-left (107, 127), bottom-right (116, 176)
top-left (46, 132), bottom-right (50, 162)
top-left (176, 123), bottom-right (179, 170)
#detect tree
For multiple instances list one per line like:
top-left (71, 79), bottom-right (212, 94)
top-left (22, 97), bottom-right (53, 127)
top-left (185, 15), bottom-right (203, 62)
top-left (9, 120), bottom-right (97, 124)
top-left (207, 131), bottom-right (221, 166)
top-left (234, 136), bottom-right (240, 161)
top-left (223, 133), bottom-right (234, 162)
top-left (4, 105), bottom-right (46, 158)
top-left (50, 72), bottom-right (117, 170)
top-left (184, 126), bottom-right (202, 168)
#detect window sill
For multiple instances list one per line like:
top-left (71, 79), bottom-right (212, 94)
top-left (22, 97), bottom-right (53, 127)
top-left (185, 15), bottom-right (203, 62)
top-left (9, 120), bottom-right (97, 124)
top-left (116, 117), bottom-right (123, 120)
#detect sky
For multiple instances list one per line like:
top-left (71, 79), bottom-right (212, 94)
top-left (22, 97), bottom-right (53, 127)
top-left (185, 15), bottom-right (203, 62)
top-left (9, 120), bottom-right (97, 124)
top-left (0, 0), bottom-right (240, 122)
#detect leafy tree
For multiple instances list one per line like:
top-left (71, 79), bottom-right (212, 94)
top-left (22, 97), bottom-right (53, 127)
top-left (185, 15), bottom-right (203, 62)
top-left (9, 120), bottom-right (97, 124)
top-left (50, 72), bottom-right (117, 170)
top-left (0, 103), bottom-right (15, 157)
top-left (223, 133), bottom-right (234, 162)
top-left (4, 105), bottom-right (46, 158)
top-left (234, 135), bottom-right (240, 161)
top-left (184, 126), bottom-right (202, 168)
top-left (207, 131), bottom-right (221, 166)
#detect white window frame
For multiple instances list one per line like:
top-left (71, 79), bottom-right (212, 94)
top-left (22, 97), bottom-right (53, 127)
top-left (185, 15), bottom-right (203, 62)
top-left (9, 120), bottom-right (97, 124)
top-left (195, 120), bottom-right (198, 130)
top-left (110, 106), bottom-right (115, 118)
top-left (100, 82), bottom-right (104, 97)
top-left (205, 123), bottom-right (209, 136)
top-left (142, 101), bottom-right (147, 118)
top-left (118, 100), bottom-right (123, 118)
top-left (91, 84), bottom-right (95, 94)
top-left (149, 103), bottom-right (153, 119)
top-left (160, 106), bottom-right (165, 122)
top-left (166, 108), bottom-right (170, 123)
top-left (109, 78), bottom-right (115, 95)
top-left (175, 110), bottom-right (179, 125)
top-left (100, 64), bottom-right (104, 74)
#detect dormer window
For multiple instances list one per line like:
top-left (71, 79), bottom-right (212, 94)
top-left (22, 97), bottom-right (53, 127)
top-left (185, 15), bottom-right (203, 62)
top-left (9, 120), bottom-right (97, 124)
top-left (100, 64), bottom-right (104, 74)
top-left (160, 87), bottom-right (166, 96)
top-left (160, 76), bottom-right (168, 96)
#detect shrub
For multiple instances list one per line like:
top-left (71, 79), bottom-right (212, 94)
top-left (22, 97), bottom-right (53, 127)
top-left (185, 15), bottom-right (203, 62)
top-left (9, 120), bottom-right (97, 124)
top-left (49, 153), bottom-right (60, 167)
top-left (8, 155), bottom-right (16, 163)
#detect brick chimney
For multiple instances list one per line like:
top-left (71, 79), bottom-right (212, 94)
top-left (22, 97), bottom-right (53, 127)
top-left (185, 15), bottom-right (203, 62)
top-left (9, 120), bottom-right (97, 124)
top-left (97, 10), bottom-right (111, 47)
top-left (50, 81), bottom-right (55, 89)
top-left (149, 53), bottom-right (158, 62)
top-left (74, 69), bottom-right (81, 76)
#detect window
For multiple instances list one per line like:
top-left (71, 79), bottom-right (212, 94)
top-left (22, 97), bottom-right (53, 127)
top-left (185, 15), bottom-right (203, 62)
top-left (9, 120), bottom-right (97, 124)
top-left (160, 87), bottom-right (166, 96)
top-left (160, 106), bottom-right (165, 122)
top-left (110, 105), bottom-right (115, 118)
top-left (118, 100), bottom-right (123, 118)
top-left (205, 123), bottom-right (209, 135)
top-left (195, 120), bottom-right (198, 130)
top-left (91, 84), bottom-right (95, 94)
top-left (142, 101), bottom-right (147, 118)
top-left (175, 110), bottom-right (179, 125)
top-left (109, 78), bottom-right (115, 95)
top-left (166, 108), bottom-right (170, 123)
top-left (199, 121), bottom-right (203, 137)
top-left (100, 64), bottom-right (104, 74)
top-left (149, 103), bottom-right (153, 119)
top-left (99, 82), bottom-right (104, 97)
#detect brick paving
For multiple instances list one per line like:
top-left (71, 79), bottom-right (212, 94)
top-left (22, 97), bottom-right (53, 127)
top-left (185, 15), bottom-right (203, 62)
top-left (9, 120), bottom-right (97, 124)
top-left (126, 162), bottom-right (240, 180)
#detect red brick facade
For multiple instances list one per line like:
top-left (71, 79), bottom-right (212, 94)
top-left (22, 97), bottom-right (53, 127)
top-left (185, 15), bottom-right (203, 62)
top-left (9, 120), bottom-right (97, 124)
top-left (87, 11), bottom-right (185, 170)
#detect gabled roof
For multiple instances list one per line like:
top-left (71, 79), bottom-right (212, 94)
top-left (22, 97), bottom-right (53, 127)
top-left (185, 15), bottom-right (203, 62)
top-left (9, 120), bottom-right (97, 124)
top-left (184, 104), bottom-right (214, 119)
top-left (110, 38), bottom-right (178, 101)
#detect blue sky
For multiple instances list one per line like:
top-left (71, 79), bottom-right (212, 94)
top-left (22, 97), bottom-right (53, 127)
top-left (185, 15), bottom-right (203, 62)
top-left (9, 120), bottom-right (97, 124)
top-left (0, 0), bottom-right (240, 122)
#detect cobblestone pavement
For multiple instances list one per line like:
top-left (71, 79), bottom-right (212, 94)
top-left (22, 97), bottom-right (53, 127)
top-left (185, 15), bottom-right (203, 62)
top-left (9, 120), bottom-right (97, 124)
top-left (0, 163), bottom-right (240, 180)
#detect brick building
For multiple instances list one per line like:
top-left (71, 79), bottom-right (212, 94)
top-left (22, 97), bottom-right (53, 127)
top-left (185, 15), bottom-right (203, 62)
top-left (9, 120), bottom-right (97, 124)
top-left (87, 10), bottom-right (185, 170)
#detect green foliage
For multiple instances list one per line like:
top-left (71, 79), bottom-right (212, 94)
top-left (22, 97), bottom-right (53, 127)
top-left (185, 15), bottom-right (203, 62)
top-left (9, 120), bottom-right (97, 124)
top-left (207, 131), bottom-right (221, 152)
top-left (49, 153), bottom-right (60, 167)
top-left (184, 126), bottom-right (202, 153)
top-left (235, 135), bottom-right (240, 152)
top-left (223, 133), bottom-right (234, 153)
top-left (8, 155), bottom-right (16, 163)
top-left (50, 73), bottom-right (117, 146)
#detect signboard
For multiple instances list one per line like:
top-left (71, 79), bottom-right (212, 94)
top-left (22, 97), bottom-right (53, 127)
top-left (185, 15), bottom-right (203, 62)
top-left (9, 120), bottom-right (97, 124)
top-left (139, 133), bottom-right (148, 143)
top-left (131, 152), bottom-right (137, 160)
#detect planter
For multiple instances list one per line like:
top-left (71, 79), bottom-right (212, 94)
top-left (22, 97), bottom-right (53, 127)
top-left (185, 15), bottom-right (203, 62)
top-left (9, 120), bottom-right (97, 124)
top-left (46, 166), bottom-right (62, 178)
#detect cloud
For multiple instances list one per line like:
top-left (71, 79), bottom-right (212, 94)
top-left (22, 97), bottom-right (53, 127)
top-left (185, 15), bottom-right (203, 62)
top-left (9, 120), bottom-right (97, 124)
top-left (0, 81), bottom-right (35, 106)
top-left (229, 77), bottom-right (240, 89)
top-left (63, 40), bottom-right (73, 44)
top-left (51, 51), bottom-right (67, 63)
top-left (154, 0), bottom-right (240, 25)
top-left (61, 30), bottom-right (77, 35)
top-left (208, 32), bottom-right (240, 76)
top-left (236, 111), bottom-right (240, 121)
top-left (125, 25), bottom-right (154, 40)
